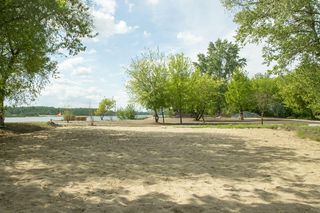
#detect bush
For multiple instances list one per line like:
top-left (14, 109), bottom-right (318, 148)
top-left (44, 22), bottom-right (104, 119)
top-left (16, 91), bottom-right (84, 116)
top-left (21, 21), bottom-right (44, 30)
top-left (63, 110), bottom-right (75, 123)
top-left (117, 104), bottom-right (136, 120)
top-left (75, 116), bottom-right (87, 121)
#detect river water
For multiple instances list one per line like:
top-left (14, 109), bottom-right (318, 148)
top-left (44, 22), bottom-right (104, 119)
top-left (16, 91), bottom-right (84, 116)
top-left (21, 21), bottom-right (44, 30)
top-left (5, 115), bottom-right (148, 123)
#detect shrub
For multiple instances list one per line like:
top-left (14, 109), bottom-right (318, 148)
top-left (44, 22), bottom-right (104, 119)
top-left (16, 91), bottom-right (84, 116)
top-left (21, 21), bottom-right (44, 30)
top-left (117, 104), bottom-right (136, 120)
top-left (63, 110), bottom-right (75, 123)
top-left (75, 116), bottom-right (87, 121)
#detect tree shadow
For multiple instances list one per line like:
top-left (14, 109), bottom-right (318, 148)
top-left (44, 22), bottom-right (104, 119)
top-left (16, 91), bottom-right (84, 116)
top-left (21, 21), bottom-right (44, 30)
top-left (0, 127), bottom-right (319, 212)
top-left (0, 123), bottom-right (55, 135)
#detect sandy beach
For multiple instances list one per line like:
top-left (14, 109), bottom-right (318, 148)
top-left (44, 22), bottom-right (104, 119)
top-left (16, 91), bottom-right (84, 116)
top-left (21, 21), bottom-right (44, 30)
top-left (1, 124), bottom-right (320, 212)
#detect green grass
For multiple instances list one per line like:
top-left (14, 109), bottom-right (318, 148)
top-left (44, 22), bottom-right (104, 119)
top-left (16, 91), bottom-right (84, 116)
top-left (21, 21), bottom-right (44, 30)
top-left (296, 126), bottom-right (320, 142)
top-left (186, 123), bottom-right (281, 129)
top-left (181, 123), bottom-right (320, 142)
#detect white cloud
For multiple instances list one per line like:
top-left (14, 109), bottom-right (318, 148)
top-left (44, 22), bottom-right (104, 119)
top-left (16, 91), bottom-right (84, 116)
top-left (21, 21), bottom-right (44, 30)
top-left (177, 31), bottom-right (203, 44)
top-left (58, 56), bottom-right (84, 71)
top-left (143, 31), bottom-right (151, 38)
top-left (113, 89), bottom-right (130, 109)
top-left (72, 67), bottom-right (93, 76)
top-left (91, 0), bottom-right (137, 39)
top-left (240, 43), bottom-right (269, 76)
top-left (125, 0), bottom-right (135, 12)
top-left (223, 30), bottom-right (269, 76)
top-left (58, 56), bottom-right (94, 77)
top-left (39, 78), bottom-right (103, 107)
top-left (147, 0), bottom-right (160, 5)
top-left (94, 0), bottom-right (116, 14)
top-left (86, 48), bottom-right (97, 55)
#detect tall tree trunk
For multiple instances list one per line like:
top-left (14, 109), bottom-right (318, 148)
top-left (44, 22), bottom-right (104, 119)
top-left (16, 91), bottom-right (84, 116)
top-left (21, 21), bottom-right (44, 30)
top-left (161, 107), bottom-right (165, 123)
top-left (309, 109), bottom-right (316, 120)
top-left (240, 110), bottom-right (244, 121)
top-left (202, 113), bottom-right (206, 123)
top-left (195, 112), bottom-right (201, 121)
top-left (0, 95), bottom-right (5, 128)
top-left (217, 104), bottom-right (221, 117)
top-left (261, 111), bottom-right (264, 125)
top-left (200, 108), bottom-right (205, 121)
top-left (154, 109), bottom-right (159, 123)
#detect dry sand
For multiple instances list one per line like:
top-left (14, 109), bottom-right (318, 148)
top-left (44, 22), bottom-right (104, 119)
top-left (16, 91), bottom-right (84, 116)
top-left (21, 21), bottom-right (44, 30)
top-left (0, 125), bottom-right (320, 212)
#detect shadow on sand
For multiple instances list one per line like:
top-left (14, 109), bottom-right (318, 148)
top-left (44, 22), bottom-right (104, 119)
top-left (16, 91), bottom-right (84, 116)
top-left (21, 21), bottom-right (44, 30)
top-left (0, 127), bottom-right (319, 212)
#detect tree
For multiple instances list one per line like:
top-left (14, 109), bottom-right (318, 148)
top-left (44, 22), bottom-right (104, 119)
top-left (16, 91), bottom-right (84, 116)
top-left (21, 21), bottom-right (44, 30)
top-left (63, 110), bottom-right (75, 123)
top-left (117, 104), bottom-right (136, 120)
top-left (252, 74), bottom-right (278, 124)
top-left (188, 70), bottom-right (222, 121)
top-left (278, 63), bottom-right (320, 119)
top-left (167, 53), bottom-right (193, 124)
top-left (194, 39), bottom-right (246, 80)
top-left (225, 70), bottom-right (254, 120)
top-left (194, 39), bottom-right (246, 115)
top-left (0, 0), bottom-right (94, 127)
top-left (222, 0), bottom-right (320, 71)
top-left (127, 49), bottom-right (168, 123)
top-left (95, 98), bottom-right (116, 120)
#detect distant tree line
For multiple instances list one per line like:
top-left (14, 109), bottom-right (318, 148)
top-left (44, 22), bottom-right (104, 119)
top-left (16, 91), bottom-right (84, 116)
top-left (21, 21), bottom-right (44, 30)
top-left (6, 106), bottom-right (150, 118)
top-left (5, 106), bottom-right (95, 117)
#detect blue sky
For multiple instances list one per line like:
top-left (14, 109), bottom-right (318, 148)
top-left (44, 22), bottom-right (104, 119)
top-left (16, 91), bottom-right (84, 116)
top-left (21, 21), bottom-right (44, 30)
top-left (34, 0), bottom-right (268, 108)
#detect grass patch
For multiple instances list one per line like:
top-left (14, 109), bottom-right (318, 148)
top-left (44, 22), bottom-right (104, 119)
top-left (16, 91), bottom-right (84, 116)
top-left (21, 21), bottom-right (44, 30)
top-left (184, 123), bottom-right (320, 142)
top-left (185, 123), bottom-right (280, 129)
top-left (296, 126), bottom-right (320, 142)
top-left (278, 123), bottom-right (320, 142)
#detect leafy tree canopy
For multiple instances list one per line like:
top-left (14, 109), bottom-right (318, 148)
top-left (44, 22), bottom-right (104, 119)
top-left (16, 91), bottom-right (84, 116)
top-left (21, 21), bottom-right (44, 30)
top-left (194, 39), bottom-right (246, 80)
top-left (225, 69), bottom-right (254, 120)
top-left (222, 0), bottom-right (320, 71)
top-left (126, 49), bottom-right (168, 122)
top-left (167, 53), bottom-right (193, 124)
top-left (0, 0), bottom-right (94, 126)
top-left (188, 70), bottom-right (222, 121)
top-left (278, 63), bottom-right (320, 119)
top-left (95, 98), bottom-right (116, 120)
top-left (252, 74), bottom-right (278, 123)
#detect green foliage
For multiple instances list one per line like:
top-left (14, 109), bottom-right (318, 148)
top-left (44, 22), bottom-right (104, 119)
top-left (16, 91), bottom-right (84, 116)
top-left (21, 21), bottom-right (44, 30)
top-left (188, 70), bottom-right (222, 120)
top-left (194, 39), bottom-right (246, 115)
top-left (95, 98), bottom-right (116, 120)
top-left (167, 53), bottom-right (193, 124)
top-left (63, 110), bottom-right (75, 123)
top-left (117, 104), bottom-right (136, 120)
top-left (252, 74), bottom-right (278, 123)
top-left (278, 63), bottom-right (320, 119)
top-left (194, 39), bottom-right (246, 80)
top-left (5, 106), bottom-right (95, 117)
top-left (0, 0), bottom-right (94, 126)
top-left (225, 70), bottom-right (254, 120)
top-left (126, 49), bottom-right (168, 122)
top-left (222, 0), bottom-right (320, 119)
top-left (222, 0), bottom-right (320, 71)
top-left (297, 126), bottom-right (320, 142)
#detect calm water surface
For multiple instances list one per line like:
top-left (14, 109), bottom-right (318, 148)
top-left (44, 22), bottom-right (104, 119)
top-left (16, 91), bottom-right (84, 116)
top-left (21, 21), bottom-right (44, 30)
top-left (6, 115), bottom-right (149, 123)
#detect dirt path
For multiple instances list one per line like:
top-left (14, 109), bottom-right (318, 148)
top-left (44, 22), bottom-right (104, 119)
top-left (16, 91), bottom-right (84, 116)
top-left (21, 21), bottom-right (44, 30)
top-left (0, 126), bottom-right (320, 212)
